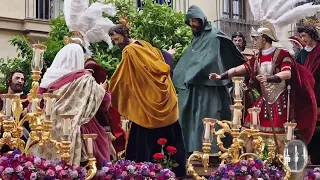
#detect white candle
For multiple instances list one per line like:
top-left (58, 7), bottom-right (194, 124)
top-left (5, 98), bottom-right (12, 117)
top-left (252, 111), bottom-right (258, 125)
top-left (31, 98), bottom-right (39, 113)
top-left (45, 99), bottom-right (52, 116)
top-left (62, 118), bottom-right (71, 136)
top-left (286, 126), bottom-right (292, 141)
top-left (234, 81), bottom-right (240, 98)
top-left (204, 123), bottom-right (211, 140)
top-left (87, 138), bottom-right (93, 155)
top-left (34, 49), bottom-right (41, 70)
top-left (232, 109), bottom-right (239, 125)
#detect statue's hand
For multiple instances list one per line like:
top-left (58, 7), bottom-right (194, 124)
top-left (209, 73), bottom-right (221, 80)
top-left (167, 48), bottom-right (176, 56)
top-left (100, 79), bottom-right (109, 90)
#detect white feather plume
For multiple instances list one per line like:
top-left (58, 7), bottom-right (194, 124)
top-left (272, 0), bottom-right (308, 20)
top-left (248, 0), bottom-right (320, 53)
top-left (249, 0), bottom-right (263, 20)
top-left (63, 0), bottom-right (72, 27)
top-left (260, 0), bottom-right (272, 18)
top-left (264, 0), bottom-right (288, 19)
top-left (274, 3), bottom-right (320, 27)
top-left (63, 0), bottom-right (116, 52)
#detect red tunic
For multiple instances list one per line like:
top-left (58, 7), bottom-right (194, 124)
top-left (243, 49), bottom-right (292, 134)
top-left (243, 48), bottom-right (317, 143)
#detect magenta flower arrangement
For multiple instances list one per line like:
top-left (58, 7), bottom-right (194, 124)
top-left (0, 149), bottom-right (86, 180)
top-left (208, 159), bottom-right (285, 180)
top-left (96, 160), bottom-right (176, 180)
top-left (305, 167), bottom-right (320, 180)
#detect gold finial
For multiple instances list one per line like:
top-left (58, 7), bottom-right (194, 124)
top-left (304, 16), bottom-right (320, 30)
top-left (63, 31), bottom-right (84, 45)
top-left (119, 15), bottom-right (131, 29)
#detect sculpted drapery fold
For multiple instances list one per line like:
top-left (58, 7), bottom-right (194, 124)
top-left (28, 74), bottom-right (105, 166)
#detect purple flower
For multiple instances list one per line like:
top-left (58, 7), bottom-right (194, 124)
top-left (253, 169), bottom-right (261, 177)
top-left (55, 165), bottom-right (62, 171)
top-left (34, 157), bottom-right (41, 165)
top-left (70, 170), bottom-right (79, 178)
top-left (102, 166), bottom-right (110, 173)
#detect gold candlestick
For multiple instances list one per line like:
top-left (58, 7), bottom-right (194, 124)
top-left (187, 118), bottom-right (216, 180)
top-left (232, 77), bottom-right (245, 106)
top-left (56, 139), bottom-right (72, 163)
top-left (230, 104), bottom-right (243, 129)
top-left (284, 122), bottom-right (297, 141)
top-left (83, 134), bottom-right (98, 180)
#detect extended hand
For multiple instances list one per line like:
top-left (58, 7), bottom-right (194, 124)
top-left (167, 48), bottom-right (176, 56)
top-left (256, 75), bottom-right (267, 83)
top-left (209, 73), bottom-right (221, 80)
top-left (100, 79), bottom-right (109, 90)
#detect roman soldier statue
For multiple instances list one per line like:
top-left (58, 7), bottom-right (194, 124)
top-left (209, 0), bottom-right (319, 153)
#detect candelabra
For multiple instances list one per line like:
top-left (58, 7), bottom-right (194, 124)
top-left (0, 44), bottom-right (97, 179)
top-left (187, 76), bottom-right (291, 179)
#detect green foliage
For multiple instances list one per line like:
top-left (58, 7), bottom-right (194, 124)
top-left (0, 0), bottom-right (192, 89)
top-left (0, 36), bottom-right (33, 92)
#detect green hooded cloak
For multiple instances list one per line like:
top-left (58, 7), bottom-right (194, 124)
top-left (173, 5), bottom-right (245, 153)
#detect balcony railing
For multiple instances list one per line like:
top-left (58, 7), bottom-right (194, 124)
top-left (25, 0), bottom-right (63, 20)
top-left (216, 18), bottom-right (258, 47)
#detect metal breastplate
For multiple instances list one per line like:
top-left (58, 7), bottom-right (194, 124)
top-left (258, 62), bottom-right (286, 104)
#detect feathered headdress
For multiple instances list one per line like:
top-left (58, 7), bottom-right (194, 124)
top-left (249, 0), bottom-right (320, 54)
top-left (63, 0), bottom-right (117, 55)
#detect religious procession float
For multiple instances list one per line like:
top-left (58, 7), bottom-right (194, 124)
top-left (1, 0), bottom-right (320, 180)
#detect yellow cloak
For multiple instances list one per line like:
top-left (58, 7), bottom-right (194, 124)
top-left (109, 40), bottom-right (178, 129)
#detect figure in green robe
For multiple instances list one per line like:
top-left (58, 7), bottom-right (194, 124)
top-left (173, 5), bottom-right (245, 153)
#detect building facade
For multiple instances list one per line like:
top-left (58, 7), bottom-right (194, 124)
top-left (0, 0), bottom-right (317, 59)
top-left (0, 0), bottom-right (63, 59)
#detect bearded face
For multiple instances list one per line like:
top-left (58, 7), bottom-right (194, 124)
top-left (189, 18), bottom-right (203, 36)
top-left (9, 72), bottom-right (24, 93)
top-left (110, 31), bottom-right (131, 50)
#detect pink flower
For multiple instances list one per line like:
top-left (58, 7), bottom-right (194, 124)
top-left (30, 172), bottom-right (37, 180)
top-left (248, 159), bottom-right (255, 166)
top-left (227, 170), bottom-right (235, 176)
top-left (58, 170), bottom-right (67, 177)
top-left (0, 166), bottom-right (4, 173)
top-left (25, 161), bottom-right (32, 168)
top-left (34, 157), bottom-right (41, 165)
top-left (122, 171), bottom-right (128, 176)
top-left (14, 165), bottom-right (23, 172)
top-left (106, 174), bottom-right (112, 179)
top-left (55, 165), bottom-right (62, 171)
top-left (102, 167), bottom-right (109, 172)
top-left (43, 160), bottom-right (51, 167)
top-left (241, 166), bottom-right (247, 171)
top-left (149, 171), bottom-right (156, 177)
top-left (155, 163), bottom-right (162, 170)
top-left (46, 169), bottom-right (55, 177)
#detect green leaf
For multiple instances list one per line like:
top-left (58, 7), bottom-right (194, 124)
top-left (171, 162), bottom-right (179, 168)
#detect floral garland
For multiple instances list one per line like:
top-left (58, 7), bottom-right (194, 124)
top-left (305, 167), bottom-right (320, 180)
top-left (0, 149), bottom-right (86, 180)
top-left (96, 160), bottom-right (176, 180)
top-left (208, 159), bottom-right (285, 180)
